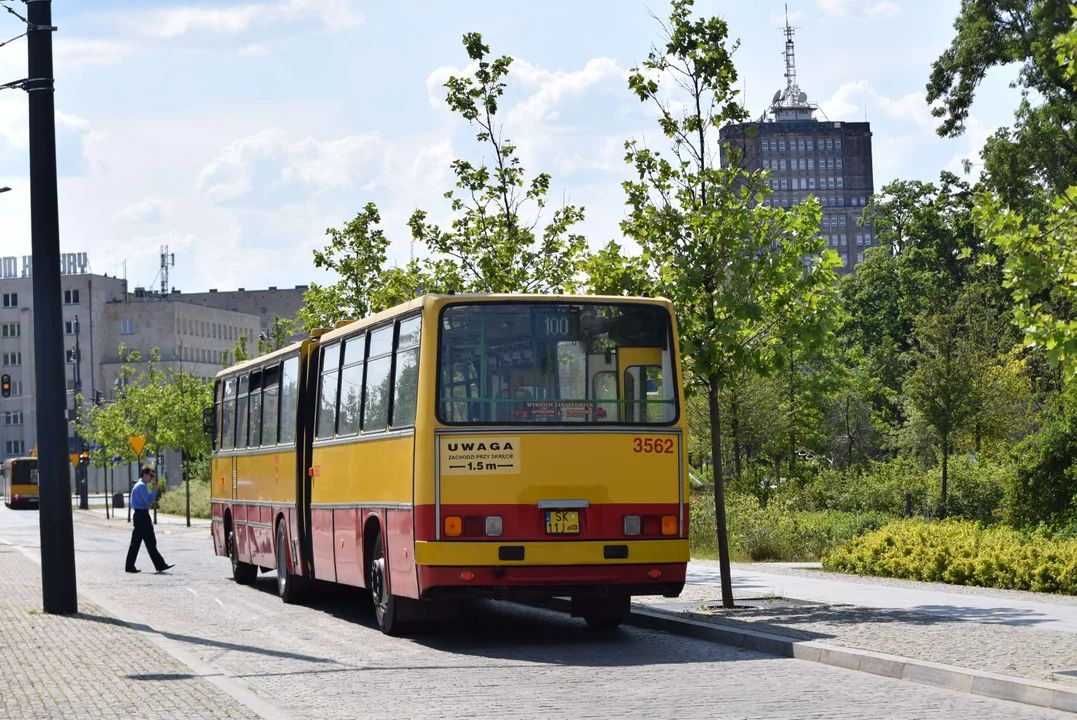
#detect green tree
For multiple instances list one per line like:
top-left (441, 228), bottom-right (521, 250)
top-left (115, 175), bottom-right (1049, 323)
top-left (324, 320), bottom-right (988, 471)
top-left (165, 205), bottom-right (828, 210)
top-left (258, 315), bottom-right (296, 355)
top-left (928, 0), bottom-right (1077, 210)
top-left (619, 0), bottom-right (841, 606)
top-left (906, 310), bottom-right (978, 517)
top-left (231, 334), bottom-right (251, 364)
top-left (407, 33), bottom-right (588, 294)
top-left (974, 8), bottom-right (1077, 381)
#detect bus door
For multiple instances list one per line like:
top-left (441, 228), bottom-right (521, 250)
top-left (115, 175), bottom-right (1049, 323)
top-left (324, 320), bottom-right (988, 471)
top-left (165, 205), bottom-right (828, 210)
top-left (294, 338), bottom-right (321, 578)
top-left (618, 348), bottom-right (668, 424)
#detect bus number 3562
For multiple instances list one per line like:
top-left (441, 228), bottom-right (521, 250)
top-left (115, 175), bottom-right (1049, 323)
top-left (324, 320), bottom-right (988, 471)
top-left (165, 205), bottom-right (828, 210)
top-left (633, 438), bottom-right (675, 454)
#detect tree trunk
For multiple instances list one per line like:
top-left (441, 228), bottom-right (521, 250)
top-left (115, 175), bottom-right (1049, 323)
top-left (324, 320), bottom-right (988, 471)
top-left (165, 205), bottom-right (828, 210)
top-left (708, 375), bottom-right (735, 608)
top-left (183, 449), bottom-right (191, 528)
top-left (845, 397), bottom-right (853, 467)
top-left (787, 357), bottom-right (796, 478)
top-left (730, 387), bottom-right (742, 482)
top-left (940, 433), bottom-right (949, 519)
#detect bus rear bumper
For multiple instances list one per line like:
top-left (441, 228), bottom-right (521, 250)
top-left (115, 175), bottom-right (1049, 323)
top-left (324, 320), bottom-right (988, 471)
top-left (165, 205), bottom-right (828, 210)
top-left (417, 562), bottom-right (686, 601)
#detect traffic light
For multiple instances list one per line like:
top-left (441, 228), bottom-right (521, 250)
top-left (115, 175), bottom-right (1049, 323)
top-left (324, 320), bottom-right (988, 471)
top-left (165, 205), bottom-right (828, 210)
top-left (78, 451), bottom-right (89, 466)
top-left (0, 374), bottom-right (9, 397)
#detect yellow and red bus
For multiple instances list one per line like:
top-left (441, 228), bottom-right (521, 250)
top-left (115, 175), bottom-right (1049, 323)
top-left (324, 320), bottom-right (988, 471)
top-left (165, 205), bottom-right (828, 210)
top-left (208, 294), bottom-right (689, 634)
top-left (2, 457), bottom-right (39, 509)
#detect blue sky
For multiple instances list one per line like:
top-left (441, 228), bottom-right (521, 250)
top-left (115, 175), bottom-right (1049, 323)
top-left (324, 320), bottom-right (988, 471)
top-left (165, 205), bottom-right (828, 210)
top-left (0, 0), bottom-right (1022, 293)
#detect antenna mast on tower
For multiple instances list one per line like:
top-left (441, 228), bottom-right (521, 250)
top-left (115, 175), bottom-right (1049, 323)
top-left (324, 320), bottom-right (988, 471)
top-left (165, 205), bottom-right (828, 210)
top-left (160, 245), bottom-right (175, 295)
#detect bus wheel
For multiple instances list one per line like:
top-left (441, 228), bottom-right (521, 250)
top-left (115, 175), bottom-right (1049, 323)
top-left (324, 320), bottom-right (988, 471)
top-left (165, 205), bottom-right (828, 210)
top-left (275, 522), bottom-right (305, 604)
top-left (228, 528), bottom-right (257, 585)
top-left (369, 528), bottom-right (407, 635)
top-left (584, 615), bottom-right (624, 630)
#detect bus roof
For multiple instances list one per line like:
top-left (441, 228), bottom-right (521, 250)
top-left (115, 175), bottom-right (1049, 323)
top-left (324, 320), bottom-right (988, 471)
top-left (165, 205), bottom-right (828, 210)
top-left (213, 293), bottom-right (672, 380)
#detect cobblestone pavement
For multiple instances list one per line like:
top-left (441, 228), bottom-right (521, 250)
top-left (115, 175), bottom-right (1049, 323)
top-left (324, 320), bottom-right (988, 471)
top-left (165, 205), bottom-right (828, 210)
top-left (635, 560), bottom-right (1077, 687)
top-left (0, 540), bottom-right (257, 719)
top-left (1, 506), bottom-right (1074, 719)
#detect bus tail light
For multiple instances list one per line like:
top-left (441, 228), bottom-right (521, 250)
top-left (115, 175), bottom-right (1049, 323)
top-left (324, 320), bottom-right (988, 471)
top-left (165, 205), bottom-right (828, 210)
top-left (648, 568), bottom-right (662, 578)
top-left (485, 516), bottom-right (503, 537)
top-left (444, 516), bottom-right (462, 537)
top-left (642, 515), bottom-right (660, 536)
top-left (623, 515), bottom-right (641, 536)
top-left (661, 516), bottom-right (677, 535)
top-left (461, 570), bottom-right (475, 581)
top-left (464, 516), bottom-right (483, 537)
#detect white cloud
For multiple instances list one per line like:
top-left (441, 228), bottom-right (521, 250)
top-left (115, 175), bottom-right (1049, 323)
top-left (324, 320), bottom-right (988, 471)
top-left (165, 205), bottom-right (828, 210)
top-left (771, 9), bottom-right (807, 25)
top-left (54, 38), bottom-right (135, 71)
top-left (820, 79), bottom-right (931, 128)
top-left (113, 198), bottom-right (169, 225)
top-left (817, 0), bottom-right (903, 19)
top-left (238, 44), bottom-right (270, 57)
top-left (945, 115), bottom-right (996, 177)
top-left (508, 58), bottom-right (627, 126)
top-left (196, 129), bottom-right (383, 201)
top-left (817, 0), bottom-right (854, 16)
top-left (118, 0), bottom-right (362, 40)
top-left (865, 1), bottom-right (903, 19)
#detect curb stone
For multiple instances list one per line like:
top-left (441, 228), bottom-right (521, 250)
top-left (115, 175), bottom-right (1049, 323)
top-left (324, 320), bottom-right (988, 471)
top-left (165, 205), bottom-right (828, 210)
top-left (540, 598), bottom-right (1077, 714)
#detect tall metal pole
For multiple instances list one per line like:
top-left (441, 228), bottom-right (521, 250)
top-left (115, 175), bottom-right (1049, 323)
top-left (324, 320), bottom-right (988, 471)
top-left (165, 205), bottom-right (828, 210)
top-left (28, 0), bottom-right (77, 614)
top-left (74, 315), bottom-right (87, 510)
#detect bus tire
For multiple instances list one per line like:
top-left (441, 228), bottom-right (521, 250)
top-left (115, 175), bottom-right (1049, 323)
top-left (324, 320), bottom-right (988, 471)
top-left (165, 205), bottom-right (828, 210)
top-left (228, 528), bottom-right (257, 585)
top-left (584, 614), bottom-right (624, 630)
top-left (369, 527), bottom-right (407, 635)
top-left (275, 522), bottom-right (305, 604)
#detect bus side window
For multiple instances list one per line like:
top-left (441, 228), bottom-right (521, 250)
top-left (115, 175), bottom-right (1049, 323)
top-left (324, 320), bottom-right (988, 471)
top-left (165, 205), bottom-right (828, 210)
top-left (221, 377), bottom-right (237, 450)
top-left (279, 356), bottom-right (299, 445)
top-left (391, 315), bottom-right (421, 428)
top-left (212, 380), bottom-right (221, 451)
top-left (338, 335), bottom-right (365, 436)
top-left (362, 326), bottom-right (394, 433)
top-left (237, 374), bottom-right (250, 448)
top-left (248, 369), bottom-right (263, 448)
top-left (316, 343), bottom-right (341, 440)
top-left (261, 364), bottom-right (281, 446)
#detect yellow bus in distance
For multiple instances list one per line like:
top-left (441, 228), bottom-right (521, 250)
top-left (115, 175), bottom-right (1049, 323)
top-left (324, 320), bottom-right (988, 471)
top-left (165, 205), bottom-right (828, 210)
top-left (2, 457), bottom-right (39, 508)
top-left (208, 294), bottom-right (689, 634)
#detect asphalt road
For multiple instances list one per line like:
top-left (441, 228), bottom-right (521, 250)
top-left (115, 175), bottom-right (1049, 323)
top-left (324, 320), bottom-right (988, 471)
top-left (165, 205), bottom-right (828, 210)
top-left (0, 505), bottom-right (1069, 720)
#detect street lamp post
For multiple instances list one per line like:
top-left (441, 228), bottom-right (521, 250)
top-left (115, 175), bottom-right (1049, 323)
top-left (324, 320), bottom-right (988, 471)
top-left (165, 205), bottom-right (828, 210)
top-left (27, 0), bottom-right (78, 614)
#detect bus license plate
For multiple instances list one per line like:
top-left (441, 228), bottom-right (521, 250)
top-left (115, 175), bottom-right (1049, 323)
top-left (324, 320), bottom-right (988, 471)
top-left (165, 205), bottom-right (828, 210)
top-left (545, 510), bottom-right (579, 535)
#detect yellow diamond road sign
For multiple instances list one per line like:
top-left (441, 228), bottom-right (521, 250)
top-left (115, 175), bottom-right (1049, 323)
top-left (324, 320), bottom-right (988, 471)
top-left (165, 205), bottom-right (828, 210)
top-left (69, 454), bottom-right (78, 469)
top-left (128, 434), bottom-right (147, 457)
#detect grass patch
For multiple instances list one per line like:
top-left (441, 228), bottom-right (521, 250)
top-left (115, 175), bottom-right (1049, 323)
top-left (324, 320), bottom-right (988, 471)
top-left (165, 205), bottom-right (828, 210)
top-left (691, 491), bottom-right (890, 562)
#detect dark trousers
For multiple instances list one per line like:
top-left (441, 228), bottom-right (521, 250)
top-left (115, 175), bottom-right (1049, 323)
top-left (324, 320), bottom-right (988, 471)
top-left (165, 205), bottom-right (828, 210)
top-left (126, 509), bottom-right (167, 571)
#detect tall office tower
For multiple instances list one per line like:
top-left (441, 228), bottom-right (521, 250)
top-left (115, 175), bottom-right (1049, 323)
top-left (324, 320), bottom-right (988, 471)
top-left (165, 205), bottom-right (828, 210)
top-left (719, 11), bottom-right (876, 274)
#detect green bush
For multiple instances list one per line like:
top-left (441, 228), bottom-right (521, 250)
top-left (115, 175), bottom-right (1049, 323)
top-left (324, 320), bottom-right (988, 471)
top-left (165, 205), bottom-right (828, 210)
top-left (796, 456), bottom-right (1008, 523)
top-left (823, 518), bottom-right (1077, 595)
top-left (1002, 387), bottom-right (1077, 528)
top-left (157, 480), bottom-right (211, 520)
top-left (690, 492), bottom-right (890, 562)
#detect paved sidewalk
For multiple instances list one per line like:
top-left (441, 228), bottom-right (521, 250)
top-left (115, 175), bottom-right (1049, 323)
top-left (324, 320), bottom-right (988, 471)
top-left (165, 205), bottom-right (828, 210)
top-left (0, 543), bottom-right (255, 719)
top-left (638, 560), bottom-right (1077, 687)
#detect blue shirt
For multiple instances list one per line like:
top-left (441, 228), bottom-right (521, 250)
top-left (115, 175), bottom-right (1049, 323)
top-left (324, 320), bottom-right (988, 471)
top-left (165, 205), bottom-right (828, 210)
top-left (131, 479), bottom-right (157, 510)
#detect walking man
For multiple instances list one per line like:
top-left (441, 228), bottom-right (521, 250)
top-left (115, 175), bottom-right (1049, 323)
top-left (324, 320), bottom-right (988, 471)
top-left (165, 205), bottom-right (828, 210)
top-left (125, 467), bottom-right (174, 574)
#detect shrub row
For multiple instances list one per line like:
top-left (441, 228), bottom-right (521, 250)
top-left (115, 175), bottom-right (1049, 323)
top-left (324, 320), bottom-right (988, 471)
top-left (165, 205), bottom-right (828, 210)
top-left (690, 492), bottom-right (890, 562)
top-left (157, 480), bottom-right (212, 520)
top-left (823, 518), bottom-right (1077, 595)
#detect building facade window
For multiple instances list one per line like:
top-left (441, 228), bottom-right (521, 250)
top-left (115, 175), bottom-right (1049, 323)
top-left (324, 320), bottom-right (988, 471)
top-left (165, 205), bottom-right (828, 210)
top-left (837, 177), bottom-right (844, 188)
top-left (5, 440), bottom-right (25, 456)
top-left (791, 178), bottom-right (799, 190)
top-left (809, 178), bottom-right (816, 190)
top-left (1, 322), bottom-right (18, 337)
top-left (4, 411), bottom-right (23, 426)
top-left (10, 380), bottom-right (21, 396)
top-left (780, 178), bottom-right (788, 190)
top-left (807, 140), bottom-right (813, 151)
top-left (2, 293), bottom-right (16, 308)
top-left (825, 139), bottom-right (833, 150)
top-left (836, 158), bottom-right (843, 169)
top-left (64, 321), bottom-right (75, 335)
top-left (779, 159), bottom-right (786, 171)
top-left (807, 159), bottom-right (814, 170)
top-left (857, 234), bottom-right (864, 245)
top-left (797, 139), bottom-right (805, 151)
top-left (121, 319), bottom-right (134, 335)
top-left (840, 234), bottom-right (848, 246)
top-left (779, 140), bottom-right (786, 151)
top-left (838, 197), bottom-right (845, 206)
top-left (835, 138), bottom-right (842, 150)
top-left (840, 216), bottom-right (847, 226)
top-left (857, 252), bottom-right (864, 263)
top-left (63, 289), bottom-right (80, 305)
top-left (2, 351), bottom-right (20, 366)
top-left (66, 349), bottom-right (77, 363)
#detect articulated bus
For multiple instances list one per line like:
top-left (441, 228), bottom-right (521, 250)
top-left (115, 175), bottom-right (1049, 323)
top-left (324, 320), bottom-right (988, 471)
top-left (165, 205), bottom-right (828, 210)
top-left (2, 457), bottom-right (39, 509)
top-left (208, 294), bottom-right (689, 634)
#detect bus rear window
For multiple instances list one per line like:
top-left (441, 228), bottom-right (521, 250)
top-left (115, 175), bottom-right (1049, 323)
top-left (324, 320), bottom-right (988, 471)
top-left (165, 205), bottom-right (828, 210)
top-left (437, 302), bottom-right (678, 425)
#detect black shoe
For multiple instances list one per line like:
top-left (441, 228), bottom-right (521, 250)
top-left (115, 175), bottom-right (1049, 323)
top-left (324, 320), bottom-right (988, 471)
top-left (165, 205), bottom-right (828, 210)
top-left (125, 568), bottom-right (140, 574)
top-left (156, 564), bottom-right (174, 574)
